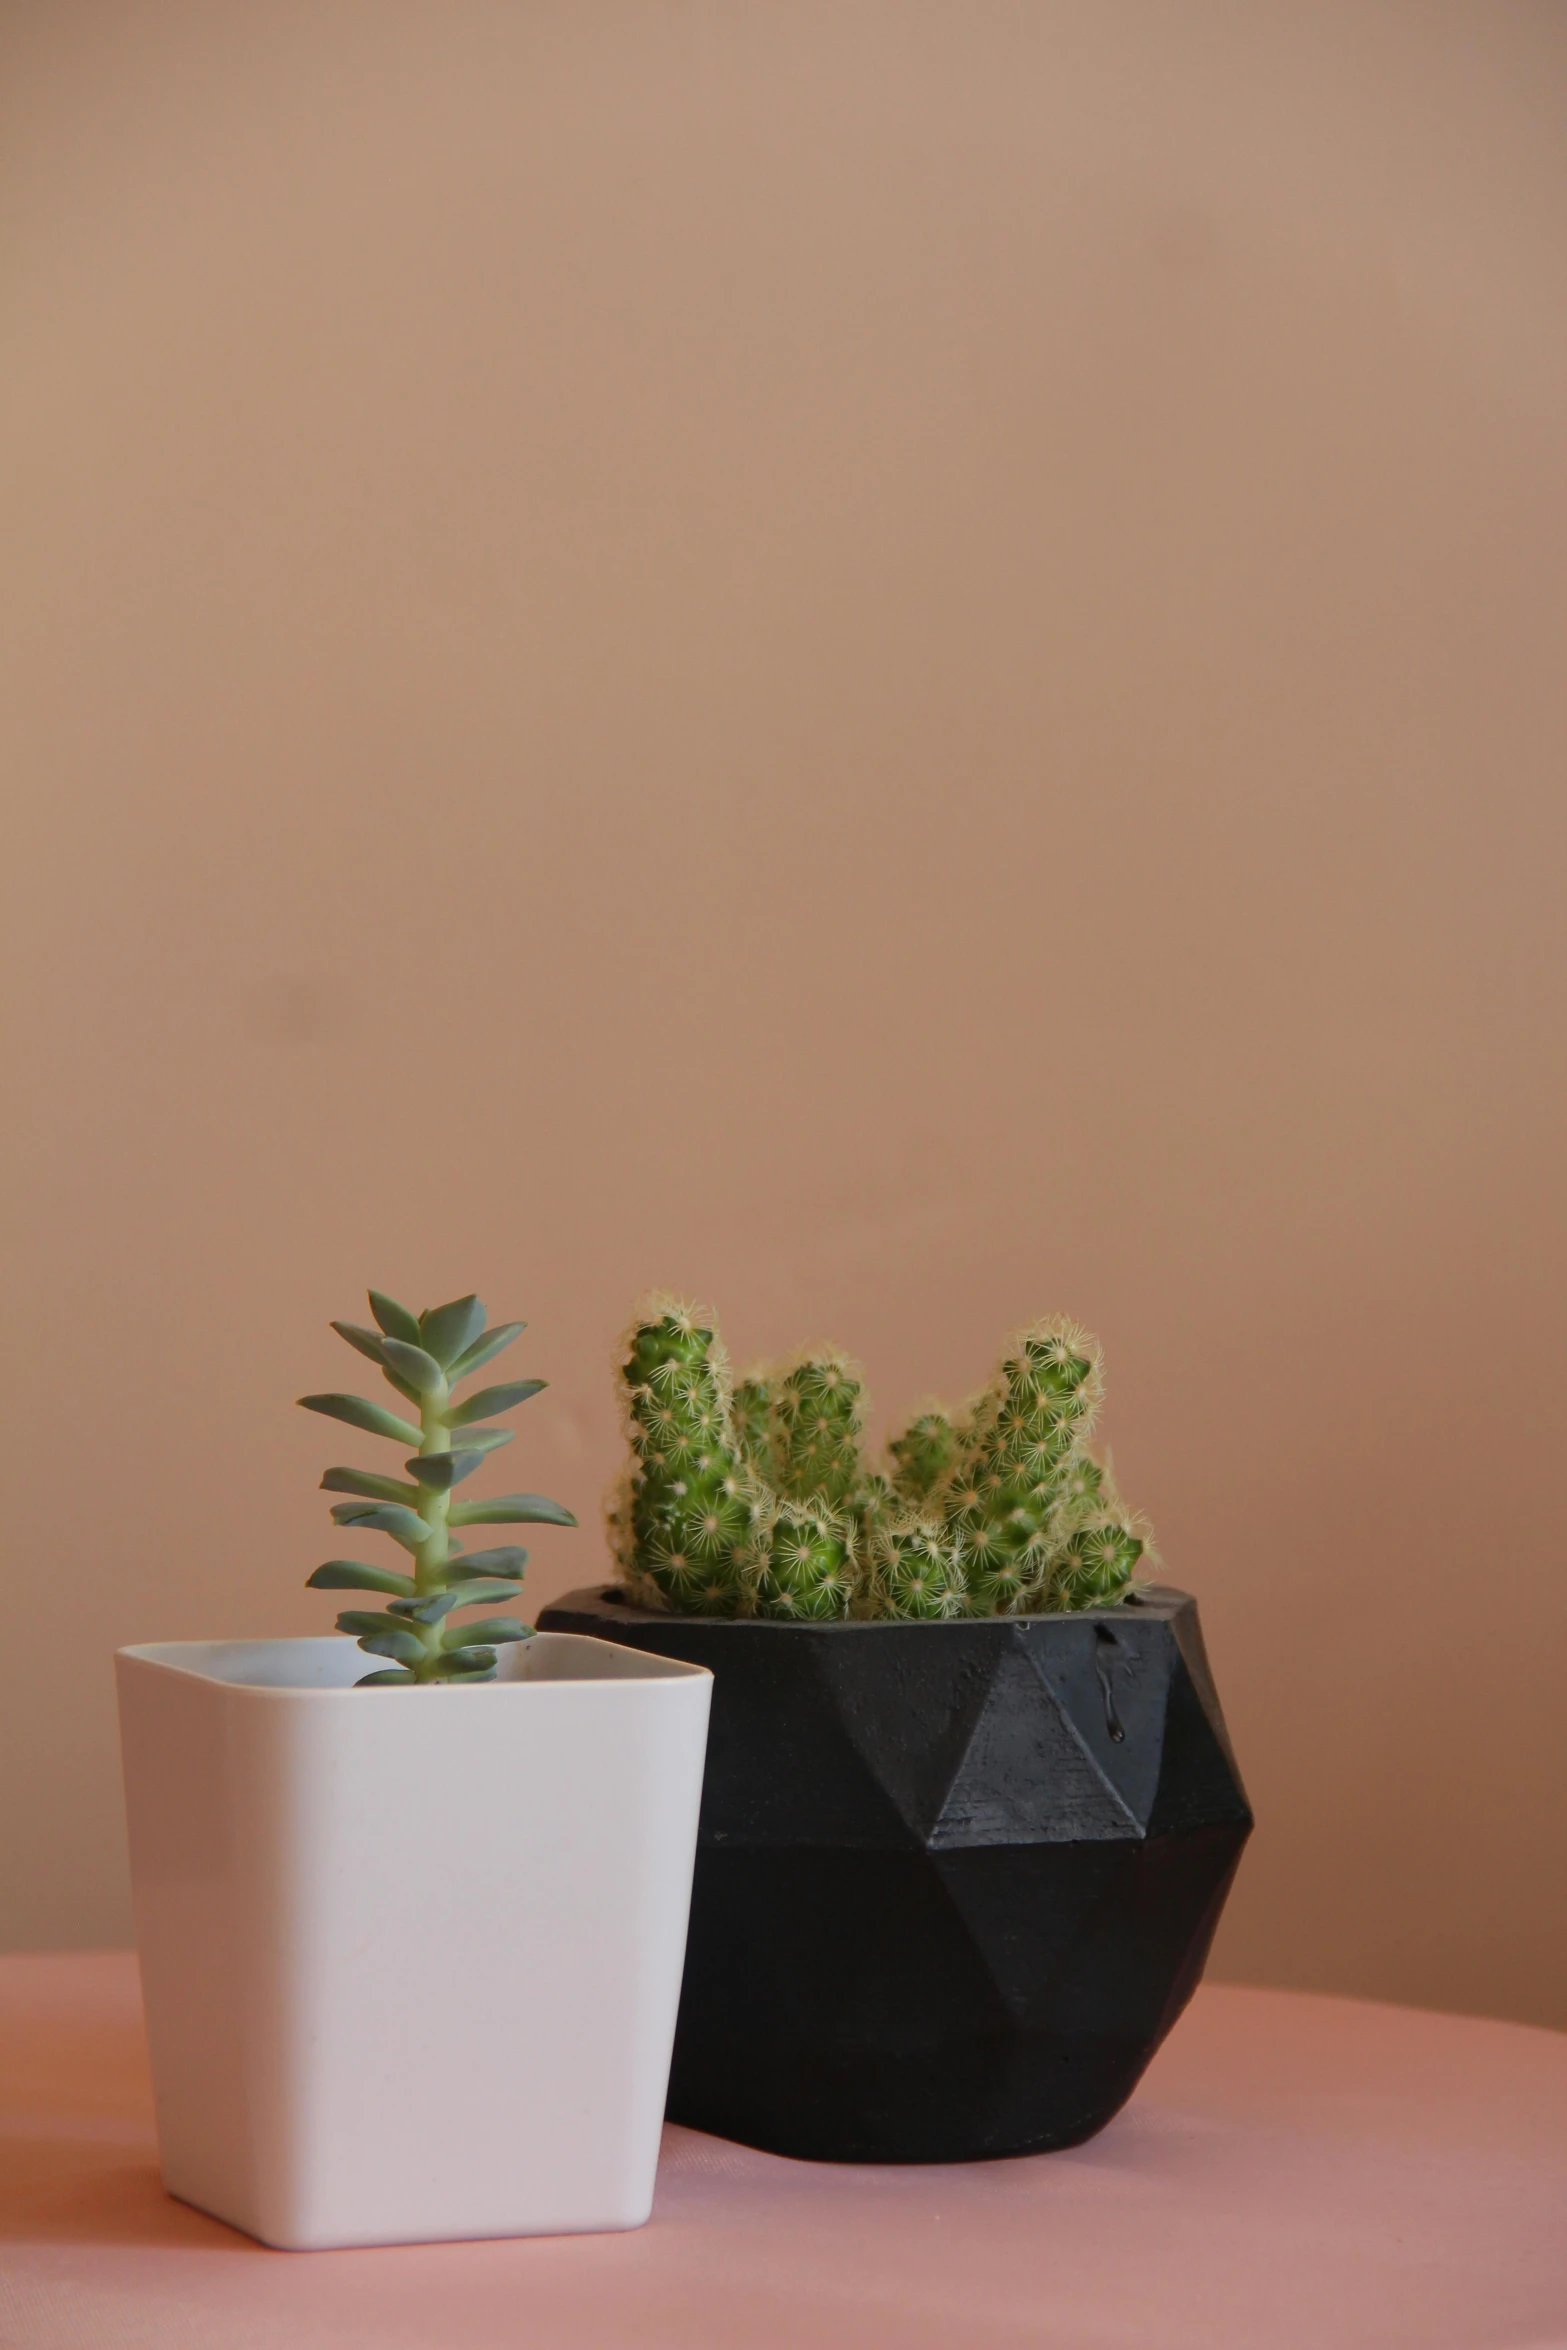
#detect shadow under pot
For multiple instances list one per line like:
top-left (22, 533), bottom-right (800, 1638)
top-left (538, 1582), bottom-right (1252, 2164)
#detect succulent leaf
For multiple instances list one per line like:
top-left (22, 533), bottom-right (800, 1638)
top-left (379, 1338), bottom-right (446, 1394)
top-left (446, 1379), bottom-right (546, 1427)
top-left (357, 1666), bottom-right (417, 1686)
top-left (320, 1467), bottom-right (419, 1504)
top-left (405, 1450), bottom-right (483, 1490)
top-left (447, 1320), bottom-right (526, 1382)
top-left (419, 1295), bottom-right (487, 1368)
top-left (446, 1424), bottom-right (513, 1457)
top-left (449, 1492), bottom-right (576, 1527)
top-left (368, 1290), bottom-right (422, 1344)
top-left (298, 1392), bottom-right (422, 1447)
top-left (335, 1613), bottom-right (428, 1663)
top-left (450, 1545), bottom-right (527, 1579)
top-left (306, 1560), bottom-right (417, 1596)
top-left (444, 1616), bottom-right (531, 1648)
top-left (331, 1320), bottom-right (392, 1368)
top-left (334, 1607), bottom-right (420, 1637)
top-left (387, 1591), bottom-right (461, 1623)
top-left (356, 1629), bottom-right (431, 1663)
top-left (386, 1578), bottom-right (528, 1620)
top-left (436, 1577), bottom-right (532, 1612)
top-left (329, 1501), bottom-right (433, 1551)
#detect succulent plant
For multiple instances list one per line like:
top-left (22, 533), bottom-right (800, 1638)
top-left (299, 1290), bottom-right (577, 1684)
top-left (610, 1298), bottom-right (1152, 1621)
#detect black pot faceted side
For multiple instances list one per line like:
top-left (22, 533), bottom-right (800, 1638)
top-left (537, 1584), bottom-right (1253, 2164)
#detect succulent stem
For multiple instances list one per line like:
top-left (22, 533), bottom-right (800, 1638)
top-left (412, 1379), bottom-right (452, 1595)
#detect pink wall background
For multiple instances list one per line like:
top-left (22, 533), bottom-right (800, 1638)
top-left (3, 0), bottom-right (1564, 2028)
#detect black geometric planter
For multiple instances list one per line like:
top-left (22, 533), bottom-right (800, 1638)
top-left (538, 1584), bottom-right (1252, 2163)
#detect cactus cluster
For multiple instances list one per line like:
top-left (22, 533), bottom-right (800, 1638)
top-left (299, 1290), bottom-right (577, 1684)
top-left (609, 1296), bottom-right (1151, 1622)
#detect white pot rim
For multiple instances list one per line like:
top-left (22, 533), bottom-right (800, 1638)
top-left (117, 1629), bottom-right (710, 1699)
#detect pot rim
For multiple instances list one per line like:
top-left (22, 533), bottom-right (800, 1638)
top-left (115, 1629), bottom-right (711, 1696)
top-left (547, 1580), bottom-right (1193, 1628)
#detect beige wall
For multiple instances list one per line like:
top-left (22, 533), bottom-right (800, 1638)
top-left (4, 1), bottom-right (1564, 2028)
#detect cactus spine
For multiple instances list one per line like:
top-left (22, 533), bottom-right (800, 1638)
top-left (611, 1299), bottom-right (1150, 1620)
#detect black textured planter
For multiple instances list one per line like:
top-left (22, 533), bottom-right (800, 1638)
top-left (538, 1583), bottom-right (1251, 2163)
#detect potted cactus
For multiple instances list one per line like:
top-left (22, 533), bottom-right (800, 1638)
top-left (115, 1291), bottom-right (712, 2249)
top-left (541, 1296), bottom-right (1251, 2163)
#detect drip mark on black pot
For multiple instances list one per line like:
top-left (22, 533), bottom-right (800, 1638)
top-left (1093, 1626), bottom-right (1125, 1742)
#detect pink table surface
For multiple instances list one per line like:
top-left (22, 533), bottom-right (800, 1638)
top-left (1, 1955), bottom-right (1563, 2350)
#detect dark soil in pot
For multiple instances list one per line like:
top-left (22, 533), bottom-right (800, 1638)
top-left (538, 1583), bottom-right (1251, 2163)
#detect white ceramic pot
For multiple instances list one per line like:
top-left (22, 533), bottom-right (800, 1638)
top-left (115, 1630), bottom-right (711, 2250)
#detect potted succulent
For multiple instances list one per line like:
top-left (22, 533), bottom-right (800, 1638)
top-left (541, 1296), bottom-right (1251, 2162)
top-left (116, 1290), bottom-right (712, 2249)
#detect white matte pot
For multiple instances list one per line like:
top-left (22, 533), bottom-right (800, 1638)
top-left (115, 1631), bottom-right (712, 2250)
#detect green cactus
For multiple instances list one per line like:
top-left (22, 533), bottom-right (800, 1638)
top-left (609, 1300), bottom-right (1151, 1620)
top-left (887, 1408), bottom-right (958, 1505)
top-left (940, 1321), bottom-right (1103, 1614)
top-left (1038, 1447), bottom-right (1147, 1608)
top-left (731, 1372), bottom-right (776, 1482)
top-left (298, 1290), bottom-right (577, 1684)
top-left (614, 1298), bottom-right (760, 1616)
top-left (753, 1498), bottom-right (857, 1619)
top-left (1053, 1515), bottom-right (1146, 1608)
top-left (1056, 1451), bottom-right (1107, 1516)
top-left (872, 1514), bottom-right (968, 1619)
top-left (771, 1350), bottom-right (866, 1509)
top-left (854, 1467), bottom-right (897, 1534)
